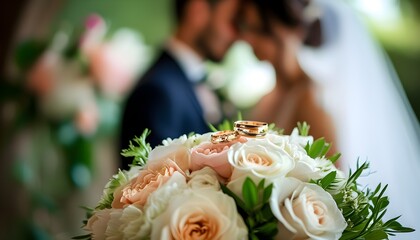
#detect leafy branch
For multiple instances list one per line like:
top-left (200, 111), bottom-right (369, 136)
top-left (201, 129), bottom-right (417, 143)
top-left (304, 137), bottom-right (341, 163)
top-left (336, 162), bottom-right (414, 240)
top-left (121, 129), bottom-right (152, 167)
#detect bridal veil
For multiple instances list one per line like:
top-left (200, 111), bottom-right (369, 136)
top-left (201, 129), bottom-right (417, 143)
top-left (297, 0), bottom-right (420, 237)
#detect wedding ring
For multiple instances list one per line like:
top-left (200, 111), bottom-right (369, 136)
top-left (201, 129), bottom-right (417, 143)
top-left (234, 120), bottom-right (268, 137)
top-left (211, 130), bottom-right (239, 144)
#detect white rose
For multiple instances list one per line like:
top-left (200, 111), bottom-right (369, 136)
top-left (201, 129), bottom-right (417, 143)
top-left (188, 167), bottom-right (222, 191)
top-left (289, 127), bottom-right (313, 147)
top-left (270, 178), bottom-right (347, 240)
top-left (288, 156), bottom-right (346, 194)
top-left (162, 132), bottom-right (210, 149)
top-left (105, 206), bottom-right (133, 240)
top-left (150, 188), bottom-right (248, 240)
top-left (228, 138), bottom-right (295, 181)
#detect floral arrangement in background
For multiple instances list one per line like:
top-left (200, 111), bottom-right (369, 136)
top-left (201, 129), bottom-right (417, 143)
top-left (79, 120), bottom-right (414, 240)
top-left (2, 14), bottom-right (149, 188)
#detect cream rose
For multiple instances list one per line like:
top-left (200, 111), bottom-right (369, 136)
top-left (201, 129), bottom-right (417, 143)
top-left (191, 137), bottom-right (247, 178)
top-left (228, 138), bottom-right (295, 181)
top-left (150, 188), bottom-right (247, 240)
top-left (270, 178), bottom-right (347, 240)
top-left (85, 208), bottom-right (122, 240)
top-left (188, 167), bottom-right (222, 191)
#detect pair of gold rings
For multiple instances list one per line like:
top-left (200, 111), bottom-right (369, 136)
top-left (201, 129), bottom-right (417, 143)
top-left (210, 120), bottom-right (268, 144)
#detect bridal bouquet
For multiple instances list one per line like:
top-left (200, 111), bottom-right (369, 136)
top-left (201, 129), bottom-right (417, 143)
top-left (78, 121), bottom-right (413, 239)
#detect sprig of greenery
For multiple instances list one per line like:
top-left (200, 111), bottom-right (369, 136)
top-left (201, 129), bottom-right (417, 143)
top-left (336, 161), bottom-right (414, 239)
top-left (311, 171), bottom-right (339, 191)
top-left (267, 123), bottom-right (284, 135)
top-left (221, 178), bottom-right (278, 240)
top-left (297, 121), bottom-right (310, 136)
top-left (208, 112), bottom-right (243, 131)
top-left (304, 137), bottom-right (341, 163)
top-left (121, 129), bottom-right (152, 167)
top-left (96, 169), bottom-right (128, 210)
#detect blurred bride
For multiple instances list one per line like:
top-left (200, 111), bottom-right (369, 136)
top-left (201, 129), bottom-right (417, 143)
top-left (240, 0), bottom-right (337, 153)
top-left (298, 0), bottom-right (420, 237)
top-left (240, 0), bottom-right (420, 237)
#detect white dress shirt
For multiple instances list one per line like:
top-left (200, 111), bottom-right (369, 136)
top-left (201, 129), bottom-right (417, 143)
top-left (166, 37), bottom-right (222, 124)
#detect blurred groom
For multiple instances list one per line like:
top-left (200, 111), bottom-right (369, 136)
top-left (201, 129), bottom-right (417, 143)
top-left (120, 0), bottom-right (239, 169)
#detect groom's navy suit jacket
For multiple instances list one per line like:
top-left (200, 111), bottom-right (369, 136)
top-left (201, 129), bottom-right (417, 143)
top-left (120, 50), bottom-right (210, 169)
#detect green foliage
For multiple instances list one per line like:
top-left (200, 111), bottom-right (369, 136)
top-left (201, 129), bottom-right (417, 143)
top-left (221, 178), bottom-right (278, 239)
top-left (121, 129), bottom-right (152, 167)
top-left (96, 170), bottom-right (128, 210)
top-left (311, 171), bottom-right (338, 190)
top-left (209, 112), bottom-right (243, 131)
top-left (335, 162), bottom-right (414, 239)
top-left (267, 123), bottom-right (284, 135)
top-left (304, 137), bottom-right (340, 163)
top-left (297, 121), bottom-right (310, 136)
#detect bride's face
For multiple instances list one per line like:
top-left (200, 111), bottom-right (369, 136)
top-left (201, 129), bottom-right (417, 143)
top-left (239, 3), bottom-right (302, 74)
top-left (239, 3), bottom-right (277, 64)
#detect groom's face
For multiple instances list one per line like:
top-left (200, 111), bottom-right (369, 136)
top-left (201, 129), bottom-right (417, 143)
top-left (197, 0), bottom-right (239, 62)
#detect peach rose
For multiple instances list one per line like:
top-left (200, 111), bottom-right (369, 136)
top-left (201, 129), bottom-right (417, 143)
top-left (190, 137), bottom-right (247, 178)
top-left (112, 145), bottom-right (190, 208)
top-left (112, 160), bottom-right (186, 208)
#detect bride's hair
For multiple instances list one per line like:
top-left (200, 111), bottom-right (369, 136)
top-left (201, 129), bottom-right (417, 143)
top-left (244, 0), bottom-right (323, 47)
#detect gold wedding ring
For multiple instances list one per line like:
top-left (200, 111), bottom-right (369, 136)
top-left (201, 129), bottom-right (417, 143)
top-left (234, 120), bottom-right (268, 137)
top-left (211, 130), bottom-right (239, 144)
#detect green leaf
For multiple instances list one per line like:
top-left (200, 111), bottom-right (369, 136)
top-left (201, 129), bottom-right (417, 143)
top-left (320, 171), bottom-right (337, 190)
top-left (220, 184), bottom-right (248, 211)
top-left (237, 111), bottom-right (243, 121)
top-left (255, 222), bottom-right (278, 233)
top-left (242, 177), bottom-right (258, 210)
top-left (308, 138), bottom-right (325, 158)
top-left (320, 142), bottom-right (331, 156)
top-left (329, 153), bottom-right (341, 163)
top-left (363, 229), bottom-right (388, 240)
top-left (257, 178), bottom-right (265, 190)
top-left (263, 183), bottom-right (273, 203)
top-left (208, 123), bottom-right (218, 132)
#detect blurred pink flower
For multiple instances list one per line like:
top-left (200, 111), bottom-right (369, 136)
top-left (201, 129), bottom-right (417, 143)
top-left (80, 14), bottom-right (147, 98)
top-left (75, 102), bottom-right (99, 136)
top-left (80, 14), bottom-right (107, 58)
top-left (88, 29), bottom-right (147, 98)
top-left (27, 51), bottom-right (60, 96)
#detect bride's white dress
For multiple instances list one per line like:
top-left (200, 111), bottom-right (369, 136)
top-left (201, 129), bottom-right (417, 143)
top-left (298, 0), bottom-right (420, 238)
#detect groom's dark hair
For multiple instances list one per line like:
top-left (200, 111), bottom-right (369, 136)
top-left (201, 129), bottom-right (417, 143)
top-left (174, 0), bottom-right (220, 23)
